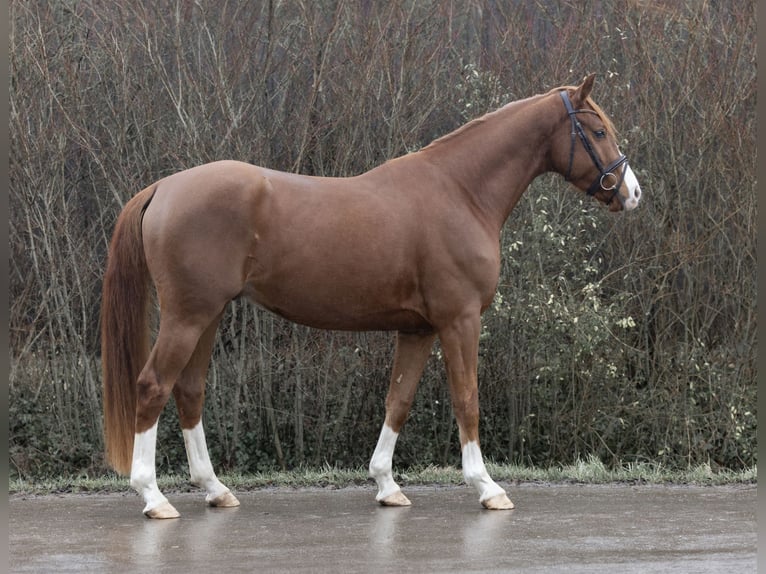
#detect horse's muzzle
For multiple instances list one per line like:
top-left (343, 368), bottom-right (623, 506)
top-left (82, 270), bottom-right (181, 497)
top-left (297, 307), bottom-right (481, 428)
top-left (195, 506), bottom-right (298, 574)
top-left (620, 165), bottom-right (641, 211)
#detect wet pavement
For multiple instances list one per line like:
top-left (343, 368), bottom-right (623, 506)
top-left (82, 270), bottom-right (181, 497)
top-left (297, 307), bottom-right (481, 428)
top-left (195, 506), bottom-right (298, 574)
top-left (9, 483), bottom-right (756, 573)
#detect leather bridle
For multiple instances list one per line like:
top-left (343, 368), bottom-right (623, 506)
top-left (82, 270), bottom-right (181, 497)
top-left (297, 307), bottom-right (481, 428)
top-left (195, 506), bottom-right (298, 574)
top-left (559, 90), bottom-right (629, 207)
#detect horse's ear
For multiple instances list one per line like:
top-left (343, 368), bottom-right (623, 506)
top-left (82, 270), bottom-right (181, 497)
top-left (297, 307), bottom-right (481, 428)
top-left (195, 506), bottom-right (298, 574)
top-left (572, 73), bottom-right (596, 106)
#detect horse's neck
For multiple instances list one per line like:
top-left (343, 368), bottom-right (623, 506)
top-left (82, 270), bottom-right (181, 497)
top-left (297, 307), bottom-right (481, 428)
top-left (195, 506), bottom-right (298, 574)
top-left (418, 96), bottom-right (555, 232)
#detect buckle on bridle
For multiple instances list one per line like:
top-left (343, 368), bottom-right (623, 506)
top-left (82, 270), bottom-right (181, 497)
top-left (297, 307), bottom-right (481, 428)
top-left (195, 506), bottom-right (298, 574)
top-left (599, 172), bottom-right (618, 191)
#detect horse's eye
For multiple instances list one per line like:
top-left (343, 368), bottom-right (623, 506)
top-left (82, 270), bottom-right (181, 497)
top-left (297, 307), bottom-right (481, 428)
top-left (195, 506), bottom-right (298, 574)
top-left (594, 129), bottom-right (607, 139)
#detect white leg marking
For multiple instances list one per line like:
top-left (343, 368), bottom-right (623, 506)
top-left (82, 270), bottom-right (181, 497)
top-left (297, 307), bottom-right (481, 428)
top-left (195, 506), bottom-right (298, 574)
top-left (182, 421), bottom-right (233, 504)
top-left (461, 441), bottom-right (507, 503)
top-left (130, 420), bottom-right (171, 514)
top-left (622, 165), bottom-right (641, 211)
top-left (369, 424), bottom-right (403, 501)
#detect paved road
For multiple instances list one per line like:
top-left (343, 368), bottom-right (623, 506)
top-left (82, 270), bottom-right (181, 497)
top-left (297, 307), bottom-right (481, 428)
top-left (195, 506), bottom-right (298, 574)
top-left (9, 483), bottom-right (756, 573)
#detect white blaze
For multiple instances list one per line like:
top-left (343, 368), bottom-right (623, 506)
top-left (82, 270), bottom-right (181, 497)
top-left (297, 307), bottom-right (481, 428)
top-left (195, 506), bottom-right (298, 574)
top-left (622, 165), bottom-right (641, 210)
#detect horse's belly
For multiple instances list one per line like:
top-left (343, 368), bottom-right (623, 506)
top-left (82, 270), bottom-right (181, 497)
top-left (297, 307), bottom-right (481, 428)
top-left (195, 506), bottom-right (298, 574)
top-left (253, 296), bottom-right (431, 332)
top-left (242, 264), bottom-right (430, 332)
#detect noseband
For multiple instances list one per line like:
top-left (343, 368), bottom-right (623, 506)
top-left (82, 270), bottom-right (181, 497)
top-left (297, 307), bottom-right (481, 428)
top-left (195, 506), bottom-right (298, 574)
top-left (559, 90), bottom-right (629, 206)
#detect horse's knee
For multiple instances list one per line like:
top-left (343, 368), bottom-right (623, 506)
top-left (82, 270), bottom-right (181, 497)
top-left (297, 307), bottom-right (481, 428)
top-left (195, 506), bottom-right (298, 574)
top-left (384, 397), bottom-right (414, 431)
top-left (451, 398), bottom-right (479, 425)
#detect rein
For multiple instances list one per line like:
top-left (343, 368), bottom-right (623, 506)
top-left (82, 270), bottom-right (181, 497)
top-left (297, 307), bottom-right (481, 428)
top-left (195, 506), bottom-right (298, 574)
top-left (559, 90), bottom-right (628, 206)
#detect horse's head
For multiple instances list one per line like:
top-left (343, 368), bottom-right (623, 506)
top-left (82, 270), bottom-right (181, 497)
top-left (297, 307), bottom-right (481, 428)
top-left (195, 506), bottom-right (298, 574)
top-left (551, 74), bottom-right (641, 212)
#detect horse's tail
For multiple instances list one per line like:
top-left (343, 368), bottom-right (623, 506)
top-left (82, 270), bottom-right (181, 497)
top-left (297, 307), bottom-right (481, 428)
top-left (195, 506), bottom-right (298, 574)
top-left (100, 184), bottom-right (157, 475)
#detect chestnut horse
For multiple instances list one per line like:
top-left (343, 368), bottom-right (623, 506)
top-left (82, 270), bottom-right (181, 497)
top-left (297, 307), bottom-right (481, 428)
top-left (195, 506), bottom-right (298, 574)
top-left (101, 74), bottom-right (641, 518)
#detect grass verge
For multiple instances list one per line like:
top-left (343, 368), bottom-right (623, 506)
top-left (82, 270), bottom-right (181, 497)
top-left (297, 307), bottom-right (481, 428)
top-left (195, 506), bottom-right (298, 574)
top-left (9, 457), bottom-right (756, 497)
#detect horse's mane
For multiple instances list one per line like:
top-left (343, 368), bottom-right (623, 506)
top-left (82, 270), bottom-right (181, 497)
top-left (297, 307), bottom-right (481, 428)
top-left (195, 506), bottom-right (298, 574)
top-left (420, 96), bottom-right (534, 152)
top-left (422, 86), bottom-right (617, 154)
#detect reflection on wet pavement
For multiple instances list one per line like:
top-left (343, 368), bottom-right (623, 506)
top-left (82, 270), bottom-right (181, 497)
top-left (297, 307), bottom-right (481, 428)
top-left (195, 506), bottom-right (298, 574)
top-left (10, 484), bottom-right (756, 573)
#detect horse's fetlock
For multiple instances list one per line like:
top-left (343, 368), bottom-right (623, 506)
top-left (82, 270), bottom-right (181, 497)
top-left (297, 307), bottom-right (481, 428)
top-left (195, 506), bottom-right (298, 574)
top-left (369, 458), bottom-right (391, 478)
top-left (130, 469), bottom-right (153, 491)
top-left (462, 467), bottom-right (482, 485)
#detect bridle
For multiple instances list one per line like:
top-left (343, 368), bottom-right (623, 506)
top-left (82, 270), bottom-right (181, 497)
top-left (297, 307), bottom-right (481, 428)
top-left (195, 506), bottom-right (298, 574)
top-left (559, 90), bottom-right (629, 207)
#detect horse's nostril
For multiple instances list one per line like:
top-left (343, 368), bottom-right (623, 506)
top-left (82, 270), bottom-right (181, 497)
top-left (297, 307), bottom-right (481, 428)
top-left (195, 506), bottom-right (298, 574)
top-left (635, 188), bottom-right (642, 199)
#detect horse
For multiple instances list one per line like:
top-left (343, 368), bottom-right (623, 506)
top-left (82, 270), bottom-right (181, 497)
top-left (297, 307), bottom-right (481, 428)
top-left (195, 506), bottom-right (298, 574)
top-left (101, 74), bottom-right (641, 519)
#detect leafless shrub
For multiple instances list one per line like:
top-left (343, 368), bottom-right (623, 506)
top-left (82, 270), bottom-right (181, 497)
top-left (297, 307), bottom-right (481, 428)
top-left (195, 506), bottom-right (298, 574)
top-left (10, 0), bottom-right (755, 477)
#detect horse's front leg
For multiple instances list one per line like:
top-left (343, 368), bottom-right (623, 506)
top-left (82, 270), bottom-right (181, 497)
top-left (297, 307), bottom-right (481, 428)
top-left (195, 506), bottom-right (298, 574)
top-left (439, 314), bottom-right (514, 510)
top-left (369, 330), bottom-right (436, 506)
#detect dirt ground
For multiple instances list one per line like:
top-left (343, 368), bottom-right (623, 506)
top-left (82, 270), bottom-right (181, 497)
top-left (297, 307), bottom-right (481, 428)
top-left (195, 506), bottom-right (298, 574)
top-left (9, 483), bottom-right (756, 573)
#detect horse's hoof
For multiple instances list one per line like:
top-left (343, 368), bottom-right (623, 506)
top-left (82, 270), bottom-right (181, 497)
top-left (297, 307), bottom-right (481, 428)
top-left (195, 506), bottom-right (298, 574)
top-left (378, 490), bottom-right (412, 507)
top-left (144, 501), bottom-right (181, 519)
top-left (208, 491), bottom-right (240, 508)
top-left (481, 493), bottom-right (515, 510)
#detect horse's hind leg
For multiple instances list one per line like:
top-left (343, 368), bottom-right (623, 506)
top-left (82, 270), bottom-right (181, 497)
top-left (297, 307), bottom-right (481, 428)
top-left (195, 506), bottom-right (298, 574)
top-left (130, 313), bottom-right (216, 519)
top-left (173, 313), bottom-right (239, 509)
top-left (369, 331), bottom-right (436, 506)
